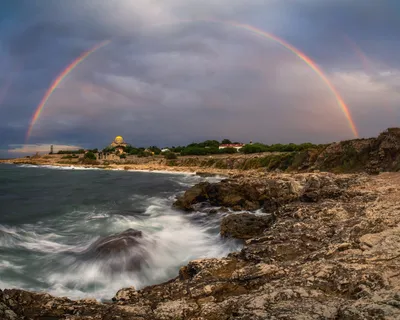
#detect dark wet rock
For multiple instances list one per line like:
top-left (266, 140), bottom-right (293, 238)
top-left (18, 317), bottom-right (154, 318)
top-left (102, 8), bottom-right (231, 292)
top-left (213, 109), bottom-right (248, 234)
top-left (173, 178), bottom-right (300, 212)
top-left (173, 173), bottom-right (352, 213)
top-left (173, 182), bottom-right (210, 211)
top-left (5, 172), bottom-right (400, 319)
top-left (220, 213), bottom-right (275, 239)
top-left (196, 172), bottom-right (219, 177)
top-left (85, 228), bottom-right (143, 257)
top-left (81, 228), bottom-right (148, 272)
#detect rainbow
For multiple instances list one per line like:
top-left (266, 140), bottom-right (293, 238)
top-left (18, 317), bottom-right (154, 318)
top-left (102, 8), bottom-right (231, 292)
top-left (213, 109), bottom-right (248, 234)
top-left (26, 21), bottom-right (359, 140)
top-left (26, 40), bottom-right (110, 141)
top-left (343, 35), bottom-right (373, 73)
top-left (155, 18), bottom-right (358, 137)
top-left (220, 21), bottom-right (358, 137)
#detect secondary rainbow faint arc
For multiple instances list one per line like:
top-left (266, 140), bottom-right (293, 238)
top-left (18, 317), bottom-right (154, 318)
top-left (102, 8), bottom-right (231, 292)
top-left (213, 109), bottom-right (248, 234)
top-left (25, 40), bottom-right (110, 141)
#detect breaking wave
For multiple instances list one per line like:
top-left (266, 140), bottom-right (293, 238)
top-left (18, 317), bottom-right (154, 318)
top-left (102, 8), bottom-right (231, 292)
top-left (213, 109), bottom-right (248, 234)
top-left (0, 166), bottom-right (240, 301)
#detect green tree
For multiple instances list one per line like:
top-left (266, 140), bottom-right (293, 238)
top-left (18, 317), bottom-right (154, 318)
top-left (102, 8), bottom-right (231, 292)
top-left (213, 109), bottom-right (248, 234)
top-left (84, 151), bottom-right (96, 160)
top-left (137, 151), bottom-right (151, 158)
top-left (148, 146), bottom-right (161, 155)
top-left (219, 147), bottom-right (237, 154)
top-left (221, 139), bottom-right (232, 144)
top-left (170, 146), bottom-right (184, 153)
top-left (128, 148), bottom-right (140, 155)
top-left (102, 146), bottom-right (116, 153)
top-left (240, 143), bottom-right (269, 154)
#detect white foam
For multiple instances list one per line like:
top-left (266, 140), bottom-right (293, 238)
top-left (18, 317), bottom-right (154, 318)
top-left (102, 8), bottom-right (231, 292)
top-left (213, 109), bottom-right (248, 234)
top-left (0, 177), bottom-right (240, 301)
top-left (17, 164), bottom-right (196, 176)
top-left (126, 169), bottom-right (195, 175)
top-left (0, 260), bottom-right (22, 270)
top-left (41, 207), bottom-right (239, 300)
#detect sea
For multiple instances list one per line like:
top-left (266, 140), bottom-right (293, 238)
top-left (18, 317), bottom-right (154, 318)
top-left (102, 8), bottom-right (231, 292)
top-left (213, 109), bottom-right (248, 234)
top-left (0, 164), bottom-right (241, 300)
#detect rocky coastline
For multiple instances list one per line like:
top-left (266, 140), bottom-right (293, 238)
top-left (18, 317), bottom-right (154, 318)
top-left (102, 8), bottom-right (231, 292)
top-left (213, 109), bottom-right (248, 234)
top-left (4, 127), bottom-right (400, 176)
top-left (4, 128), bottom-right (400, 319)
top-left (2, 170), bottom-right (400, 319)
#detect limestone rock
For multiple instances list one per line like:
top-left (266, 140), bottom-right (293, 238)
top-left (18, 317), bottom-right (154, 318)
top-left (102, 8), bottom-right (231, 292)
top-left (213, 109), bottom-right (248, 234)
top-left (4, 172), bottom-right (400, 320)
top-left (220, 213), bottom-right (275, 239)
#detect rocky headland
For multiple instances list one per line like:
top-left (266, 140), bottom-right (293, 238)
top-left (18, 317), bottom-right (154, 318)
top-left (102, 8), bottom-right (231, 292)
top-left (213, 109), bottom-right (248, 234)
top-left (2, 170), bottom-right (400, 319)
top-left (4, 128), bottom-right (400, 319)
top-left (3, 128), bottom-right (400, 176)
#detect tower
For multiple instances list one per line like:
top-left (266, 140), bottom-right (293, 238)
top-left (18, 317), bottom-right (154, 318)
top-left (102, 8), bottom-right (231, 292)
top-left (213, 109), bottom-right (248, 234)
top-left (50, 145), bottom-right (54, 154)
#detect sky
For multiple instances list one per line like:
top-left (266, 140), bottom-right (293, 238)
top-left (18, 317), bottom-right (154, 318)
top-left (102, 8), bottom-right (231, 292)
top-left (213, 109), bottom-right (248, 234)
top-left (1, 0), bottom-right (400, 157)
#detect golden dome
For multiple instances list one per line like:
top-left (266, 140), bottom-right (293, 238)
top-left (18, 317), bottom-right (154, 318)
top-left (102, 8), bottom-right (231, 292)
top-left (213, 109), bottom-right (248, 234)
top-left (114, 136), bottom-right (124, 144)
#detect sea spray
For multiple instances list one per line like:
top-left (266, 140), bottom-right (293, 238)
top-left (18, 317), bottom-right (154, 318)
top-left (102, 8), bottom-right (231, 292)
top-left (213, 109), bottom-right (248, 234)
top-left (0, 164), bottom-right (240, 300)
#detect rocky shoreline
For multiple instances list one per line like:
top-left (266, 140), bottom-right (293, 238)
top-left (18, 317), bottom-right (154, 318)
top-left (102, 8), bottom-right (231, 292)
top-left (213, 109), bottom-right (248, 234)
top-left (5, 127), bottom-right (400, 176)
top-left (0, 160), bottom-right (243, 177)
top-left (2, 171), bottom-right (400, 319)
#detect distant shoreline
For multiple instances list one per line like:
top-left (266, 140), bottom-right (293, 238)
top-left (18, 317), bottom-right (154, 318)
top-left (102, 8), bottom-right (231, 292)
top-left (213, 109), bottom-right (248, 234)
top-left (0, 161), bottom-right (233, 177)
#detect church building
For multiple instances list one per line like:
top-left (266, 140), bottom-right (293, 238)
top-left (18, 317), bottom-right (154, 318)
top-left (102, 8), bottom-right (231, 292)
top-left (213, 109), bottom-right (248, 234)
top-left (97, 135), bottom-right (130, 161)
top-left (110, 136), bottom-right (128, 148)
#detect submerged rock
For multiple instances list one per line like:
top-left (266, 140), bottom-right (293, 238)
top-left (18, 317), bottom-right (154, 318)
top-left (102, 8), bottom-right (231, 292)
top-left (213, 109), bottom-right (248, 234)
top-left (5, 172), bottom-right (400, 319)
top-left (81, 228), bottom-right (148, 272)
top-left (85, 228), bottom-right (143, 257)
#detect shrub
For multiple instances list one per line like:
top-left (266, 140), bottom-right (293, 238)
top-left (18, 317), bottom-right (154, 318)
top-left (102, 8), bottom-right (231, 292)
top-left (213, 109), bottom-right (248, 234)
top-left (219, 147), bottom-right (237, 154)
top-left (84, 152), bottom-right (96, 160)
top-left (147, 146), bottom-right (161, 155)
top-left (57, 149), bottom-right (85, 155)
top-left (164, 152), bottom-right (177, 159)
top-left (81, 158), bottom-right (100, 165)
top-left (180, 146), bottom-right (220, 156)
top-left (167, 160), bottom-right (178, 166)
top-left (241, 143), bottom-right (269, 154)
top-left (137, 151), bottom-right (151, 158)
top-left (120, 154), bottom-right (127, 159)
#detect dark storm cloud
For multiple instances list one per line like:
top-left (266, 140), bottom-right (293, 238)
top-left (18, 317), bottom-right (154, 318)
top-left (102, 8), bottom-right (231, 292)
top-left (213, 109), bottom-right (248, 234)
top-left (275, 0), bottom-right (400, 69)
top-left (1, 0), bottom-right (400, 156)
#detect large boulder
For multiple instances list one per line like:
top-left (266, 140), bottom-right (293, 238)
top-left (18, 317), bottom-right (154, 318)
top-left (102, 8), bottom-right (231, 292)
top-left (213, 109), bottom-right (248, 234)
top-left (220, 213), bottom-right (276, 239)
top-left (300, 175), bottom-right (321, 202)
top-left (300, 174), bottom-right (344, 202)
top-left (81, 228), bottom-right (148, 272)
top-left (0, 290), bottom-right (18, 320)
top-left (174, 178), bottom-right (304, 212)
top-left (173, 182), bottom-right (210, 211)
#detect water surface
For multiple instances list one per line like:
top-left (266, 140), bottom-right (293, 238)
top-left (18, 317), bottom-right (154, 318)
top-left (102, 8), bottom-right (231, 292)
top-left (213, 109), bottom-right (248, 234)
top-left (0, 164), bottom-right (239, 300)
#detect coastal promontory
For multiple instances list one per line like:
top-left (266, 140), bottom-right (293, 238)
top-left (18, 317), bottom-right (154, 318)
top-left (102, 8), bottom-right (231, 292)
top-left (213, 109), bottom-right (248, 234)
top-left (2, 170), bottom-right (400, 319)
top-left (3, 129), bottom-right (400, 319)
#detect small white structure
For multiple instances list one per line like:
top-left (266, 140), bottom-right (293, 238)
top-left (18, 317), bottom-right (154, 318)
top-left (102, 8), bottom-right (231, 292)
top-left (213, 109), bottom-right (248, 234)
top-left (218, 144), bottom-right (245, 151)
top-left (161, 148), bottom-right (170, 153)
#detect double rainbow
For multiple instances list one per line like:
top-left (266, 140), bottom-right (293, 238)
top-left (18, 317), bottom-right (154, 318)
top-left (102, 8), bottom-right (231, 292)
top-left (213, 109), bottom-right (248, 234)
top-left (26, 21), bottom-right (358, 141)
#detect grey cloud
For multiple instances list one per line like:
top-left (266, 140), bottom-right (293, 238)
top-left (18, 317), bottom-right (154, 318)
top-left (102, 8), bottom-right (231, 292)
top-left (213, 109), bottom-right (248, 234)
top-left (1, 0), bottom-right (400, 156)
